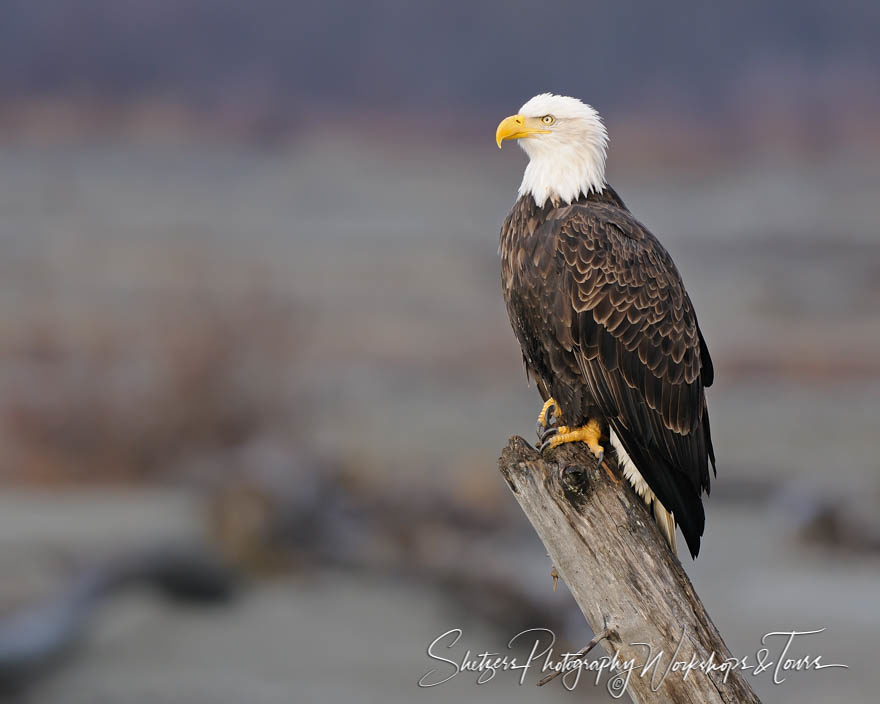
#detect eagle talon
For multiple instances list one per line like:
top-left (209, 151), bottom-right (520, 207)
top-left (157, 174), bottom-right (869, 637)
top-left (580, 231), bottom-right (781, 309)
top-left (536, 415), bottom-right (554, 438)
top-left (537, 425), bottom-right (563, 452)
top-left (536, 397), bottom-right (560, 438)
top-left (538, 420), bottom-right (604, 460)
top-left (539, 424), bottom-right (559, 443)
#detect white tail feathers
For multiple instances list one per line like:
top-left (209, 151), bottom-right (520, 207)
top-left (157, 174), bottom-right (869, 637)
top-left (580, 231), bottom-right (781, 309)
top-left (652, 499), bottom-right (678, 553)
top-left (609, 429), bottom-right (678, 554)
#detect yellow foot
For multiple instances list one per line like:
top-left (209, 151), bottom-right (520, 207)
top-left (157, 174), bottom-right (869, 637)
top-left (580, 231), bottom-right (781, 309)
top-left (536, 397), bottom-right (559, 434)
top-left (539, 418), bottom-right (604, 462)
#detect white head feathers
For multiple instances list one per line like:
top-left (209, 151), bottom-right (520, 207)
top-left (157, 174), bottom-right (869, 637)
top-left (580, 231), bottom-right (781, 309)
top-left (516, 93), bottom-right (608, 207)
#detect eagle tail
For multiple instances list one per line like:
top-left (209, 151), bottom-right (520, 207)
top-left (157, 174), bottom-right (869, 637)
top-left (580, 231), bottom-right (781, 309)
top-left (652, 500), bottom-right (677, 554)
top-left (609, 429), bottom-right (679, 554)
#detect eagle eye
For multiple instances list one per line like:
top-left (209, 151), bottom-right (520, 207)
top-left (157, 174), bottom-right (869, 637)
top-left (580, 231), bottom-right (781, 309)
top-left (541, 115), bottom-right (555, 125)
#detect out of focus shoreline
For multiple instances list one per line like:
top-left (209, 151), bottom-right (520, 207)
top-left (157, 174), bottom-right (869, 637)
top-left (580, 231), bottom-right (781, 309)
top-left (1, 106), bottom-right (878, 704)
top-left (3, 98), bottom-right (880, 167)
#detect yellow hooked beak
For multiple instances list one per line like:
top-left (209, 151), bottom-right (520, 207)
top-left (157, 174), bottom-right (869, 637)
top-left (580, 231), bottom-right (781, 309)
top-left (495, 114), bottom-right (551, 148)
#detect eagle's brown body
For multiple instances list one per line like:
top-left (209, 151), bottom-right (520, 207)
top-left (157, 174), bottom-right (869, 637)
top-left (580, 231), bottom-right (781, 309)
top-left (500, 186), bottom-right (715, 557)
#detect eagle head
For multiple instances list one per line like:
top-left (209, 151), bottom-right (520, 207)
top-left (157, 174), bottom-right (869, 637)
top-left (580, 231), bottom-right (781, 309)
top-left (496, 93), bottom-right (608, 207)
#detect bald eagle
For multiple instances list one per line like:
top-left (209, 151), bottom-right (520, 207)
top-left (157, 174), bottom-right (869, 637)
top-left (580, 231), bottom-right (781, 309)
top-left (496, 94), bottom-right (715, 558)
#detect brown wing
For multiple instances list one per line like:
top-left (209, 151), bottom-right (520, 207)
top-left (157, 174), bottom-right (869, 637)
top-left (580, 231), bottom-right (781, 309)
top-left (549, 201), bottom-right (714, 557)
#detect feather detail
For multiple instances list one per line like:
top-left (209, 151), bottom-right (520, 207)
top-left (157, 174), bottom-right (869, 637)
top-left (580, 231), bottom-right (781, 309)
top-left (611, 429), bottom-right (677, 553)
top-left (500, 185), bottom-right (714, 558)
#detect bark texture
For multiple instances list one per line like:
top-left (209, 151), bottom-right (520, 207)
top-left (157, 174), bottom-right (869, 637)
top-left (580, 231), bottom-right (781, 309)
top-left (499, 436), bottom-right (761, 703)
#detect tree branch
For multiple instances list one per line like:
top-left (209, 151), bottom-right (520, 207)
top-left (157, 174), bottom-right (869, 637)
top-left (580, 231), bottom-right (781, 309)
top-left (499, 436), bottom-right (761, 703)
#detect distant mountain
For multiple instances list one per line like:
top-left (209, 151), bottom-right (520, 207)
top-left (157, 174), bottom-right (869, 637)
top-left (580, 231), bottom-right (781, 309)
top-left (2, 0), bottom-right (878, 118)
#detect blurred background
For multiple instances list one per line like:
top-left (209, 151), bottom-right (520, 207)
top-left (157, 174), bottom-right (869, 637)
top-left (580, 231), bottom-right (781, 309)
top-left (0, 1), bottom-right (878, 702)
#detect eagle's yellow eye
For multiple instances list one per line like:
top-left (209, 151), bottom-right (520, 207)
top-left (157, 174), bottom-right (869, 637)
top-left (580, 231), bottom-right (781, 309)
top-left (541, 115), bottom-right (555, 125)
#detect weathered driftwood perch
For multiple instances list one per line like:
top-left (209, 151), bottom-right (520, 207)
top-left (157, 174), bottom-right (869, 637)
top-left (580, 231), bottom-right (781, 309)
top-left (499, 436), bottom-right (761, 703)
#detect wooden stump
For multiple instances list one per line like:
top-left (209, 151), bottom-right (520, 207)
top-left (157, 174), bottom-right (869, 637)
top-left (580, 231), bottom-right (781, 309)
top-left (499, 436), bottom-right (761, 703)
